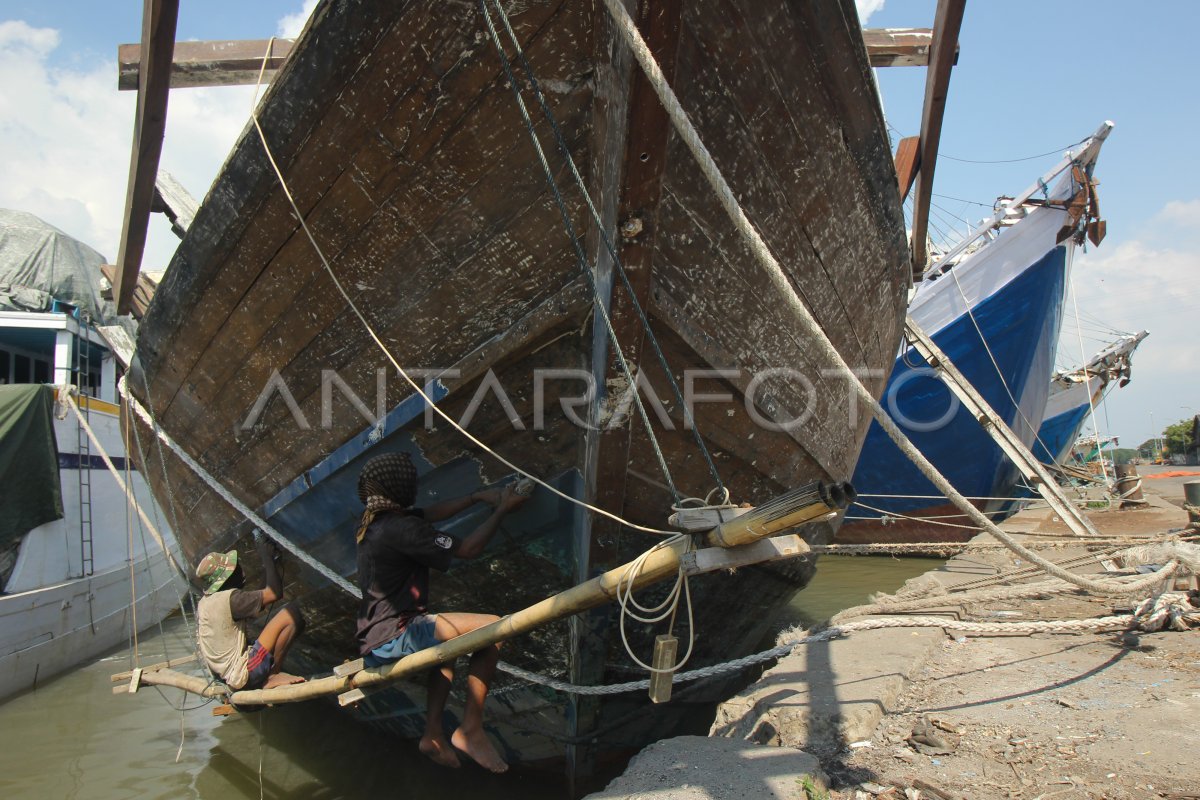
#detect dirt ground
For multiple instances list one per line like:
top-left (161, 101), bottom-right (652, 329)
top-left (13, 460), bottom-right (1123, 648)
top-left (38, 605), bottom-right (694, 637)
top-left (819, 493), bottom-right (1200, 800)
top-left (596, 480), bottom-right (1199, 800)
top-left (827, 622), bottom-right (1199, 799)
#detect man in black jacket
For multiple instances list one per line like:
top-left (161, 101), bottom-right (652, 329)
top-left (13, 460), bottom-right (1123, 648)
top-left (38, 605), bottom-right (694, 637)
top-left (354, 452), bottom-right (526, 773)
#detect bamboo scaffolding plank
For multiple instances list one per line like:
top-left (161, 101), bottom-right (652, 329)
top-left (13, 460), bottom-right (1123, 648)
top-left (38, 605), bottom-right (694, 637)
top-left (126, 482), bottom-right (845, 706)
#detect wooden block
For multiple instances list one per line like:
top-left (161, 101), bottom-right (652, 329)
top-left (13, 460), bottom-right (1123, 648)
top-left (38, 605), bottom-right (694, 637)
top-left (212, 704), bottom-right (238, 717)
top-left (338, 688), bottom-right (367, 707)
top-left (648, 635), bottom-right (678, 704)
top-left (111, 654), bottom-right (197, 682)
top-left (333, 658), bottom-right (365, 678)
top-left (127, 668), bottom-right (143, 695)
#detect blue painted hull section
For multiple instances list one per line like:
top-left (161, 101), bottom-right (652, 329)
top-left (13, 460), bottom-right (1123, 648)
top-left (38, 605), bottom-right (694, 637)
top-left (842, 245), bottom-right (1068, 539)
top-left (1034, 403), bottom-right (1091, 465)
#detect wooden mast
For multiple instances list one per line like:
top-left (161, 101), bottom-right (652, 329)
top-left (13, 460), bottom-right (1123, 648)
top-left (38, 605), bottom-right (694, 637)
top-left (908, 0), bottom-right (966, 281)
top-left (113, 0), bottom-right (179, 316)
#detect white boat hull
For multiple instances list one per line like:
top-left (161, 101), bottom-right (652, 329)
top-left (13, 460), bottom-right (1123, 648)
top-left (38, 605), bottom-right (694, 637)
top-left (0, 549), bottom-right (183, 699)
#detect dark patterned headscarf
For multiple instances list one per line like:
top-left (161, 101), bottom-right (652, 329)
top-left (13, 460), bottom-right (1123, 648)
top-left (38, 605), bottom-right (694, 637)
top-left (355, 452), bottom-right (418, 542)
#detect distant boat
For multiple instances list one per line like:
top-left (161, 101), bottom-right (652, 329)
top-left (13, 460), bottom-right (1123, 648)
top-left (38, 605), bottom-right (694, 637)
top-left (0, 209), bottom-right (184, 701)
top-left (837, 123), bottom-right (1112, 545)
top-left (1034, 331), bottom-right (1147, 467)
top-left (117, 0), bottom-right (909, 777)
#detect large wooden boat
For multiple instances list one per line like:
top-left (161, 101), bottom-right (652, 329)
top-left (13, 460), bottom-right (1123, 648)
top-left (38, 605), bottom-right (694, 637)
top-left (120, 0), bottom-right (908, 778)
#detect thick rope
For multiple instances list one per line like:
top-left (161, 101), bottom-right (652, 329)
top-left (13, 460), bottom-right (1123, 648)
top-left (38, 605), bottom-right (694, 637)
top-left (119, 377), bottom-right (362, 598)
top-left (480, 611), bottom-right (1170, 696)
top-left (600, 0), bottom-right (1177, 597)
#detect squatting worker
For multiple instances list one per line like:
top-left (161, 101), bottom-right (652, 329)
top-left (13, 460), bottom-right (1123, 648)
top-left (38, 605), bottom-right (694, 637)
top-left (195, 536), bottom-right (306, 691)
top-left (354, 451), bottom-right (528, 773)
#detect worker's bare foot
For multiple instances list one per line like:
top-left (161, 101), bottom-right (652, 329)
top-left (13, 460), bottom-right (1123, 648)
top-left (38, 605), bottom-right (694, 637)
top-left (419, 735), bottom-right (461, 768)
top-left (451, 727), bottom-right (508, 773)
top-left (263, 672), bottom-right (305, 689)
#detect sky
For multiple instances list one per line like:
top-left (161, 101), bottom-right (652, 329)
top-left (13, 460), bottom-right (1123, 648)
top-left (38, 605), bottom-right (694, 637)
top-left (0, 0), bottom-right (1195, 451)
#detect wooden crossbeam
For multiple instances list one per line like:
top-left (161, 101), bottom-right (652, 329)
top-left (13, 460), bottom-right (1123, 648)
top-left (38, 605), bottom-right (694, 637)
top-left (115, 27), bottom-right (938, 95)
top-left (113, 0), bottom-right (179, 316)
top-left (118, 38), bottom-right (294, 90)
top-left (863, 28), bottom-right (955, 67)
top-left (893, 136), bottom-right (921, 203)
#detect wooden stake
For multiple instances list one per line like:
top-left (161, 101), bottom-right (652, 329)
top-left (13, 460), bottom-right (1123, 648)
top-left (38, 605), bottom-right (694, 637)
top-left (648, 635), bottom-right (678, 704)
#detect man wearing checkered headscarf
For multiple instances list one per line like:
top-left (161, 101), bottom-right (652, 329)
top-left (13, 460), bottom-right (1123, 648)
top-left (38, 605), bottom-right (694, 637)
top-left (355, 451), bottom-right (419, 542)
top-left (352, 451), bottom-right (530, 772)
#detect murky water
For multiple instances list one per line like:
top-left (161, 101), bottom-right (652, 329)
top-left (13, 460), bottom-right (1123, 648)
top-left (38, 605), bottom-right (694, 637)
top-left (0, 556), bottom-right (938, 799)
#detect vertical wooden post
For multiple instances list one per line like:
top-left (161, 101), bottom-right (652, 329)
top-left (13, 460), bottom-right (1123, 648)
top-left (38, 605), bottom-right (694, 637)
top-left (113, 0), bottom-right (180, 315)
top-left (909, 0), bottom-right (966, 280)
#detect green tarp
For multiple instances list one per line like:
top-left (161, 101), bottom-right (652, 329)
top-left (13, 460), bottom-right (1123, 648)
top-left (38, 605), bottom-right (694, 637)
top-left (0, 384), bottom-right (62, 551)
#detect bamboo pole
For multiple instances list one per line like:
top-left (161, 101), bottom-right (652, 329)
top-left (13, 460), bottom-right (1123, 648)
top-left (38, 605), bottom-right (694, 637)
top-left (132, 482), bottom-right (847, 706)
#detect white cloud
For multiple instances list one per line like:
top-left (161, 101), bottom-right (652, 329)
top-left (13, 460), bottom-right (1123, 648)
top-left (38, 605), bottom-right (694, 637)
top-left (1155, 199), bottom-right (1200, 234)
top-left (0, 21), bottom-right (132, 259)
top-left (856, 0), bottom-right (886, 23)
top-left (277, 0), bottom-right (319, 38)
top-left (0, 9), bottom-right (306, 270)
top-left (0, 19), bottom-right (58, 53)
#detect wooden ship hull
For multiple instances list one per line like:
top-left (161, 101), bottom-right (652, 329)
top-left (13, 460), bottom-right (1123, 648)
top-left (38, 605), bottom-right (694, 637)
top-left (124, 0), bottom-right (907, 777)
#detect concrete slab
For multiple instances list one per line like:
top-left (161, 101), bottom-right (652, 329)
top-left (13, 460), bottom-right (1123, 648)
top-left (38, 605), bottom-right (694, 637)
top-left (583, 736), bottom-right (825, 800)
top-left (709, 625), bottom-right (943, 755)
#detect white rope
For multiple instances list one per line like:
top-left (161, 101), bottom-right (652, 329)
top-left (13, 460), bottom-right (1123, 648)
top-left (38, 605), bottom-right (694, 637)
top-left (600, 0), bottom-right (1178, 598)
top-left (810, 536), bottom-right (1175, 556)
top-left (858, 493), bottom-right (1036, 503)
top-left (119, 377), bottom-right (363, 599)
top-left (61, 388), bottom-right (187, 580)
top-left (242, 38), bottom-right (677, 538)
top-left (615, 535), bottom-right (695, 674)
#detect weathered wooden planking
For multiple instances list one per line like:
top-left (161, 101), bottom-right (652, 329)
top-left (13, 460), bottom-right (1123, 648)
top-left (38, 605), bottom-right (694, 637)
top-left (589, 0), bottom-right (685, 572)
top-left (117, 38), bottom-right (294, 91)
top-left (677, 0), bottom-right (903, 369)
top-left (138, 1), bottom-right (559, 407)
top-left (154, 2), bottom-right (585, 449)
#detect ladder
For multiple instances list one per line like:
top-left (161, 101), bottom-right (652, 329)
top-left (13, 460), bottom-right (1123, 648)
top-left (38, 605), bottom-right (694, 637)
top-left (902, 315), bottom-right (1103, 539)
top-left (75, 314), bottom-right (95, 577)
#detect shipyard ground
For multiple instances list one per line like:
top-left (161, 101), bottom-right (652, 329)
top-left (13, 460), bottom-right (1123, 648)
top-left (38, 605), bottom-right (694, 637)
top-left (586, 472), bottom-right (1199, 800)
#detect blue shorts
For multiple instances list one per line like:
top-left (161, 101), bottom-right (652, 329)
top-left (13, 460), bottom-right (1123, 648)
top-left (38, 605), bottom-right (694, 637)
top-left (364, 615), bottom-right (440, 667)
top-left (244, 641), bottom-right (274, 690)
